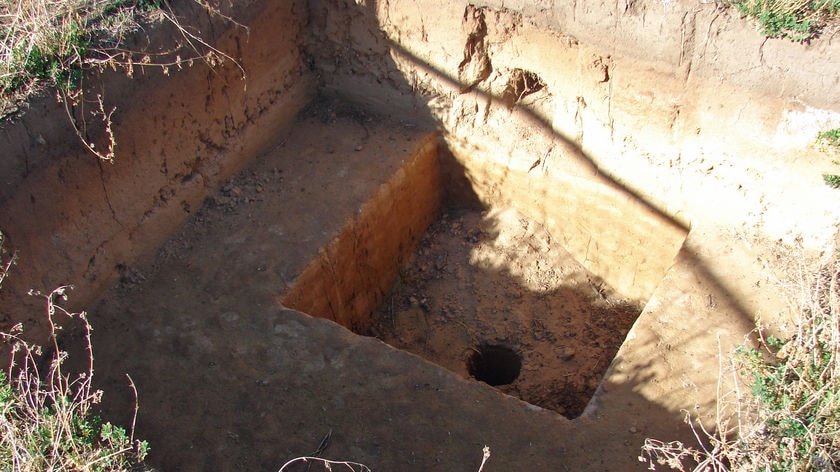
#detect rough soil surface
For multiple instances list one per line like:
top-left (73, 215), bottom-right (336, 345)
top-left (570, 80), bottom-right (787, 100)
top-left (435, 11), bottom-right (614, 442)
top-left (63, 104), bottom-right (679, 471)
top-left (67, 105), bottom-right (447, 470)
top-left (3, 0), bottom-right (839, 471)
top-left (366, 208), bottom-right (642, 417)
top-left (0, 0), bottom-right (313, 343)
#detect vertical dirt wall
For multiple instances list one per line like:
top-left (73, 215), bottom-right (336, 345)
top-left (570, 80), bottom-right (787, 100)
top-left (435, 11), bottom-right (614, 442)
top-left (445, 139), bottom-right (688, 302)
top-left (308, 0), bottom-right (691, 303)
top-left (283, 133), bottom-right (443, 331)
top-left (0, 0), bottom-right (315, 343)
top-left (307, 0), bottom-right (840, 248)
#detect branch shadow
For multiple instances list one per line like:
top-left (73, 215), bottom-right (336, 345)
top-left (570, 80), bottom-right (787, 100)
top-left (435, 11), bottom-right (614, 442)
top-left (330, 0), bottom-right (759, 336)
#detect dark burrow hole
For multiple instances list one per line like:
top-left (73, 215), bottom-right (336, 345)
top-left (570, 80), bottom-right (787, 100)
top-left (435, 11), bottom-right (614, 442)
top-left (467, 344), bottom-right (522, 386)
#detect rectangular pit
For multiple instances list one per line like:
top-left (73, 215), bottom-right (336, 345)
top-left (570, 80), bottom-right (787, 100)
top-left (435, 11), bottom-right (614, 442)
top-left (283, 126), bottom-right (688, 418)
top-left (32, 100), bottom-right (691, 469)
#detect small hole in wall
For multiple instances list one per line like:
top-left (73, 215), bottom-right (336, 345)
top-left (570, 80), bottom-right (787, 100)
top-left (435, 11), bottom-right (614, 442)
top-left (502, 68), bottom-right (546, 106)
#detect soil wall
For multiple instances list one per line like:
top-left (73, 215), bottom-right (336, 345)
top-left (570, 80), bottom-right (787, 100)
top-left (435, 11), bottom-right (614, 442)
top-left (0, 0), bottom-right (314, 341)
top-left (0, 1), bottom-right (839, 465)
top-left (307, 0), bottom-right (840, 249)
top-left (282, 133), bottom-right (444, 331)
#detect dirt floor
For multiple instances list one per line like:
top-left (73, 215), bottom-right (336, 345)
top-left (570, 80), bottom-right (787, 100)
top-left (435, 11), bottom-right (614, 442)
top-left (366, 207), bottom-right (642, 417)
top-left (61, 102), bottom-right (678, 471)
top-left (69, 104), bottom-right (445, 470)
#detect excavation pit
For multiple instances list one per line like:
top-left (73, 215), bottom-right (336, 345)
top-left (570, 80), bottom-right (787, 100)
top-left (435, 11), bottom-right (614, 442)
top-left (282, 124), bottom-right (689, 418)
top-left (363, 207), bottom-right (648, 417)
top-left (0, 0), bottom-right (833, 468)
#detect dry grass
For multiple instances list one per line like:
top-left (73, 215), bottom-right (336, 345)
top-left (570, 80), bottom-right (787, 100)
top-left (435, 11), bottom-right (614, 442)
top-left (640, 244), bottom-right (840, 471)
top-left (0, 0), bottom-right (243, 160)
top-left (1, 0), bottom-right (148, 114)
top-left (0, 233), bottom-right (148, 471)
top-left (275, 446), bottom-right (491, 472)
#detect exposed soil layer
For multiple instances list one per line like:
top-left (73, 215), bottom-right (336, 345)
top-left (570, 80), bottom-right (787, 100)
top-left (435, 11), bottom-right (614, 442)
top-left (2, 0), bottom-right (839, 471)
top-left (366, 208), bottom-right (642, 417)
top-left (67, 106), bottom-right (441, 470)
top-left (67, 105), bottom-right (670, 470)
top-left (0, 0), bottom-right (313, 343)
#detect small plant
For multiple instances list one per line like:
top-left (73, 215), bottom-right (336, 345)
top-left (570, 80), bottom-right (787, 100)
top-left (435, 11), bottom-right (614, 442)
top-left (1, 0), bottom-right (245, 161)
top-left (817, 128), bottom-right (840, 188)
top-left (276, 446), bottom-right (491, 472)
top-left (0, 269), bottom-right (149, 471)
top-left (818, 128), bottom-right (840, 149)
top-left (276, 457), bottom-right (373, 472)
top-left (728, 0), bottom-right (840, 41)
top-left (640, 247), bottom-right (840, 471)
top-left (1, 1), bottom-right (150, 110)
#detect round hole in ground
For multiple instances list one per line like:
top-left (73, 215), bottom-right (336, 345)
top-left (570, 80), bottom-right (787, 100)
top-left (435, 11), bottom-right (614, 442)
top-left (467, 344), bottom-right (522, 386)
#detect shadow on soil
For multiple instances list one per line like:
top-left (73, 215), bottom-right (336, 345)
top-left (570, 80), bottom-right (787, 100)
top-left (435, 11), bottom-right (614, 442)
top-left (54, 1), bottom-right (764, 471)
top-left (363, 178), bottom-right (645, 418)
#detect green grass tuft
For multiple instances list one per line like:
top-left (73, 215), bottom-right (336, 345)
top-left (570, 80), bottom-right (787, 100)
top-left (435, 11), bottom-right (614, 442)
top-left (728, 0), bottom-right (840, 41)
top-left (641, 248), bottom-right (840, 471)
top-left (817, 128), bottom-right (840, 189)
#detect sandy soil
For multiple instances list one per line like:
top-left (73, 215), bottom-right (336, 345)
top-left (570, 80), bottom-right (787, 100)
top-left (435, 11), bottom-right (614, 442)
top-left (67, 104), bottom-right (448, 470)
top-left (52, 91), bottom-right (839, 472)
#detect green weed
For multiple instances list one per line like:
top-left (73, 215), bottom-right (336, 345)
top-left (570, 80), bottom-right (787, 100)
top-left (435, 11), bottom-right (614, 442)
top-left (641, 249), bottom-right (840, 471)
top-left (728, 0), bottom-right (840, 41)
top-left (817, 128), bottom-right (840, 189)
top-left (0, 297), bottom-right (150, 471)
top-left (0, 244), bottom-right (149, 472)
top-left (817, 128), bottom-right (840, 150)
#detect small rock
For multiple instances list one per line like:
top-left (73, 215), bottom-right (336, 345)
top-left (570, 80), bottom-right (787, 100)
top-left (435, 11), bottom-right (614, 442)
top-left (354, 144), bottom-right (363, 151)
top-left (435, 255), bottom-right (447, 270)
top-left (419, 298), bottom-right (431, 312)
top-left (221, 311), bottom-right (240, 323)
